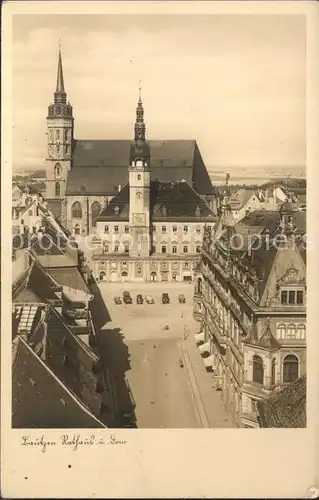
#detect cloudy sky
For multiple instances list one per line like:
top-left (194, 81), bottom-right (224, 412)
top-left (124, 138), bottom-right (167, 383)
top-left (12, 14), bottom-right (305, 172)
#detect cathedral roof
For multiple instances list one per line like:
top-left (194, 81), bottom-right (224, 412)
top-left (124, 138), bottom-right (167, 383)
top-left (66, 139), bottom-right (214, 196)
top-left (97, 180), bottom-right (216, 222)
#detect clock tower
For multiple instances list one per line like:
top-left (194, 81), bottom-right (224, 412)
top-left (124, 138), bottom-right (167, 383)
top-left (45, 47), bottom-right (74, 203)
top-left (129, 88), bottom-right (151, 258)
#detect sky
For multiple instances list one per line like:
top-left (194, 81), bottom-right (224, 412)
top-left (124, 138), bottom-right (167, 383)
top-left (12, 14), bottom-right (306, 172)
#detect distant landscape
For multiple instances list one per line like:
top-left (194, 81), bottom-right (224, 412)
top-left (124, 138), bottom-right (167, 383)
top-left (13, 165), bottom-right (306, 187)
top-left (208, 165), bottom-right (306, 186)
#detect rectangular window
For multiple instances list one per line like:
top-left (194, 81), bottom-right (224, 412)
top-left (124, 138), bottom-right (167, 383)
top-left (173, 226), bottom-right (177, 232)
top-left (28, 210), bottom-right (32, 216)
top-left (281, 291), bottom-right (288, 304)
top-left (124, 245), bottom-right (129, 253)
top-left (124, 226), bottom-right (129, 233)
top-left (137, 174), bottom-right (141, 180)
top-left (288, 290), bottom-right (295, 304)
top-left (183, 246), bottom-right (188, 253)
top-left (114, 226), bottom-right (119, 233)
top-left (172, 246), bottom-right (177, 254)
top-left (297, 290), bottom-right (303, 304)
top-left (104, 226), bottom-right (109, 233)
top-left (184, 262), bottom-right (189, 268)
top-left (183, 225), bottom-right (188, 233)
top-left (161, 246), bottom-right (166, 254)
top-left (162, 226), bottom-right (166, 233)
top-left (152, 225), bottom-right (156, 232)
top-left (151, 245), bottom-right (156, 253)
top-left (114, 245), bottom-right (119, 253)
top-left (104, 245), bottom-right (109, 253)
top-left (196, 246), bottom-right (201, 253)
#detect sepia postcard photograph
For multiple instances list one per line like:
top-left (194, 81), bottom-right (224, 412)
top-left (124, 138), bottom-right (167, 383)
top-left (2, 1), bottom-right (319, 498)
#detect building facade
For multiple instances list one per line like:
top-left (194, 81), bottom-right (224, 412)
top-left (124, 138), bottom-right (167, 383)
top-left (44, 49), bottom-right (216, 235)
top-left (193, 200), bottom-right (306, 428)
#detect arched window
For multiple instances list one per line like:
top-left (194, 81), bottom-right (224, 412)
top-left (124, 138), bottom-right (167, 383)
top-left (55, 182), bottom-right (60, 197)
top-left (71, 202), bottom-right (82, 219)
top-left (252, 355), bottom-right (264, 385)
top-left (136, 191), bottom-right (142, 199)
top-left (91, 201), bottom-right (101, 228)
top-left (283, 354), bottom-right (299, 383)
top-left (56, 129), bottom-right (60, 141)
top-left (297, 324), bottom-right (306, 340)
top-left (271, 358), bottom-right (276, 386)
top-left (276, 323), bottom-right (286, 340)
top-left (54, 163), bottom-right (61, 179)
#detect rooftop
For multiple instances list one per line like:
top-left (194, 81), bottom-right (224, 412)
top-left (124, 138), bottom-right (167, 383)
top-left (12, 336), bottom-right (105, 429)
top-left (66, 139), bottom-right (214, 196)
top-left (97, 180), bottom-right (216, 222)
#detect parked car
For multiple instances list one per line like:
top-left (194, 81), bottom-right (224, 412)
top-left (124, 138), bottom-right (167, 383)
top-left (122, 290), bottom-right (133, 304)
top-left (162, 293), bottom-right (170, 304)
top-left (136, 294), bottom-right (144, 304)
top-left (114, 296), bottom-right (122, 305)
top-left (145, 295), bottom-right (155, 304)
top-left (178, 294), bottom-right (186, 303)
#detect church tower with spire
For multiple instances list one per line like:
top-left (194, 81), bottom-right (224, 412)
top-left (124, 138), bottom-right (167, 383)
top-left (45, 46), bottom-right (74, 203)
top-left (129, 88), bottom-right (151, 258)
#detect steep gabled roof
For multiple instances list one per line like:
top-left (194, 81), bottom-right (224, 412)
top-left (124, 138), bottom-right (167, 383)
top-left (72, 139), bottom-right (196, 168)
top-left (66, 139), bottom-right (214, 196)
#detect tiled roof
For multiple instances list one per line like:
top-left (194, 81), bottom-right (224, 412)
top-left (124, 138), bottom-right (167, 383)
top-left (229, 189), bottom-right (255, 210)
top-left (26, 260), bottom-right (62, 302)
top-left (72, 139), bottom-right (196, 168)
top-left (257, 375), bottom-right (306, 428)
top-left (66, 139), bottom-right (213, 196)
top-left (97, 181), bottom-right (216, 222)
top-left (47, 267), bottom-right (91, 294)
top-left (12, 336), bottom-right (105, 428)
top-left (257, 323), bottom-right (279, 350)
top-left (237, 210), bottom-right (280, 228)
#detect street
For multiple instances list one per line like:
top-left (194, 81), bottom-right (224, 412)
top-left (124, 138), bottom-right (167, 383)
top-left (97, 282), bottom-right (201, 428)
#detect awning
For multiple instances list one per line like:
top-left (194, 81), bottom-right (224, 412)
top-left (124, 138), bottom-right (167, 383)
top-left (194, 331), bottom-right (204, 343)
top-left (204, 355), bottom-right (214, 368)
top-left (199, 341), bottom-right (210, 354)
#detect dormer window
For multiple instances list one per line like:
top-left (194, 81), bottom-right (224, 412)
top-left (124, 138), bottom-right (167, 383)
top-left (281, 289), bottom-right (304, 305)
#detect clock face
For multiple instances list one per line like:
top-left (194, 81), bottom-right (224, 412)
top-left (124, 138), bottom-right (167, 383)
top-left (133, 213), bottom-right (146, 226)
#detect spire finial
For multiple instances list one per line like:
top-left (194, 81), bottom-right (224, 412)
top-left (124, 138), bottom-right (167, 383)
top-left (56, 42), bottom-right (65, 94)
top-left (138, 80), bottom-right (142, 103)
